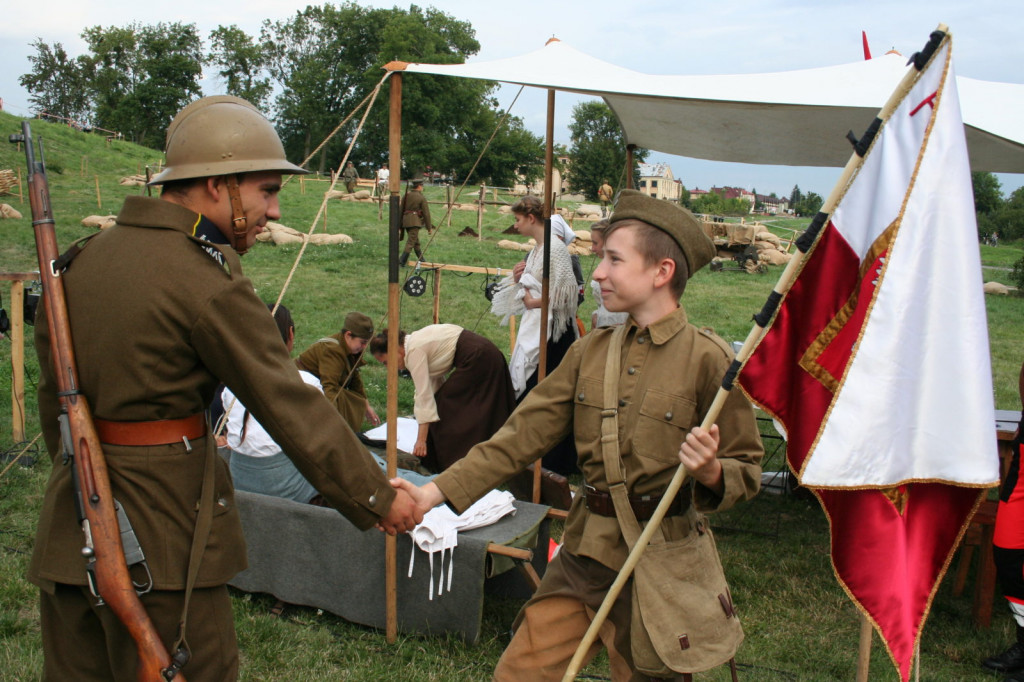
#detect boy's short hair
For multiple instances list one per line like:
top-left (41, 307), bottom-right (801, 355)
top-left (605, 219), bottom-right (690, 298)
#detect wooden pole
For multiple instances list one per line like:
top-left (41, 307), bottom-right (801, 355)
top-left (477, 185), bottom-right (485, 240)
top-left (17, 168), bottom-right (23, 203)
top-left (561, 26), bottom-right (949, 681)
top-left (432, 269), bottom-right (441, 324)
top-left (855, 613), bottom-right (872, 682)
top-left (385, 70), bottom-right (403, 644)
top-left (446, 184), bottom-right (453, 228)
top-left (94, 175), bottom-right (101, 209)
top-left (625, 144), bottom-right (636, 190)
top-left (534, 88), bottom-right (556, 504)
top-left (10, 281), bottom-right (25, 442)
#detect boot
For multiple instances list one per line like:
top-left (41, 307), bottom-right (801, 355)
top-left (984, 626), bottom-right (1024, 673)
top-left (399, 251), bottom-right (409, 267)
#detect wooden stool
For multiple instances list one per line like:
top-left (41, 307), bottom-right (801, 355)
top-left (953, 499), bottom-right (1000, 628)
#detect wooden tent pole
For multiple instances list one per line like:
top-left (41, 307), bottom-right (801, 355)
top-left (855, 613), bottom-right (872, 681)
top-left (385, 70), bottom-right (403, 644)
top-left (625, 144), bottom-right (636, 189)
top-left (534, 88), bottom-right (555, 504)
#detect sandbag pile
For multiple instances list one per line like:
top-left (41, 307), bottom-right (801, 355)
top-left (256, 222), bottom-right (352, 246)
top-left (497, 239), bottom-right (532, 253)
top-left (984, 281), bottom-right (1010, 295)
top-left (574, 204), bottom-right (602, 219)
top-left (753, 230), bottom-right (793, 266)
top-left (327, 189), bottom-right (373, 201)
top-left (119, 175), bottom-right (147, 186)
top-left (1, 203), bottom-right (23, 219)
top-left (82, 214), bottom-right (117, 229)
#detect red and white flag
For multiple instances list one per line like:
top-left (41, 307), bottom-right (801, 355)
top-left (738, 34), bottom-right (999, 681)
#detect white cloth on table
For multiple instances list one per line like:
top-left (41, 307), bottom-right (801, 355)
top-left (408, 489), bottom-right (517, 600)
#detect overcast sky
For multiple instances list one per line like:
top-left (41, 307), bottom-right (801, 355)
top-left (2, 0), bottom-right (1021, 197)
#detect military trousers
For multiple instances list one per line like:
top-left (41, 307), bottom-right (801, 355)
top-left (494, 549), bottom-right (687, 682)
top-left (40, 582), bottom-right (237, 682)
top-left (402, 227), bottom-right (424, 259)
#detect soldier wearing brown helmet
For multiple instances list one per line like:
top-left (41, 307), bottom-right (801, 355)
top-left (30, 96), bottom-right (422, 681)
top-left (399, 177), bottom-right (432, 266)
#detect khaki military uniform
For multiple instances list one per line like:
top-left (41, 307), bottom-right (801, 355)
top-left (434, 307), bottom-right (763, 679)
top-left (598, 183), bottom-right (614, 215)
top-left (342, 164), bottom-right (358, 193)
top-left (32, 196), bottom-right (395, 679)
top-left (295, 333), bottom-right (368, 431)
top-left (400, 188), bottom-right (431, 262)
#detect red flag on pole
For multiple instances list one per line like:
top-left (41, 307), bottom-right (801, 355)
top-left (738, 32), bottom-right (999, 681)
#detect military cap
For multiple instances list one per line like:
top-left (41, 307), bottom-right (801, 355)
top-left (343, 312), bottom-right (374, 340)
top-left (609, 189), bottom-right (716, 276)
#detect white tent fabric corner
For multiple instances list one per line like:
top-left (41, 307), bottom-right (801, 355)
top-left (389, 36), bottom-right (1024, 173)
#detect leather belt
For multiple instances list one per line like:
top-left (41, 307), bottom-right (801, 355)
top-left (584, 485), bottom-right (690, 522)
top-left (94, 413), bottom-right (207, 447)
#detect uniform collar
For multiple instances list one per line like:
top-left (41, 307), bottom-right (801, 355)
top-left (116, 196), bottom-right (230, 245)
top-left (629, 306), bottom-right (688, 346)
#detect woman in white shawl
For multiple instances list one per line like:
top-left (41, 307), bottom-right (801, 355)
top-left (491, 196), bottom-right (579, 401)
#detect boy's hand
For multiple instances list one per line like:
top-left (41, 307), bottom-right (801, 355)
top-left (679, 424), bottom-right (724, 496)
top-left (389, 479), bottom-right (445, 518)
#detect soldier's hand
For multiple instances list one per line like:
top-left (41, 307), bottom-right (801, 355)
top-left (389, 479), bottom-right (445, 519)
top-left (376, 487), bottom-right (424, 535)
top-left (679, 425), bottom-right (723, 496)
top-left (512, 260), bottom-right (526, 282)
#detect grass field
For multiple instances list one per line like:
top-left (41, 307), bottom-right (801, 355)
top-left (1, 110), bottom-right (1023, 680)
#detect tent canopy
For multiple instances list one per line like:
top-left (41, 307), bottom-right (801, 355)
top-left (389, 38), bottom-right (1024, 173)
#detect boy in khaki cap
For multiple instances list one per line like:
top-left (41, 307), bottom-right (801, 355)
top-left (296, 311), bottom-right (380, 430)
top-left (394, 190), bottom-right (763, 680)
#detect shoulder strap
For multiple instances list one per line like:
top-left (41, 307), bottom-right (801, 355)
top-left (600, 324), bottom-right (650, 550)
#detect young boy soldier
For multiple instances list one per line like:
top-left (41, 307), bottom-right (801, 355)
top-left (394, 189), bottom-right (764, 680)
top-left (399, 177), bottom-right (432, 266)
top-left (295, 311), bottom-right (381, 431)
top-left (30, 96), bottom-right (421, 681)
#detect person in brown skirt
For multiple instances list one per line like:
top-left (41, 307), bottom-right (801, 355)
top-left (370, 324), bottom-right (515, 473)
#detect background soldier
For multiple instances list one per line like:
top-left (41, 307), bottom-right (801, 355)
top-left (400, 177), bottom-right (431, 266)
top-left (30, 95), bottom-right (421, 681)
top-left (342, 161), bottom-right (359, 193)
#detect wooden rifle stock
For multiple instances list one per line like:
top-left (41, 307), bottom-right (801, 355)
top-left (12, 122), bottom-right (186, 681)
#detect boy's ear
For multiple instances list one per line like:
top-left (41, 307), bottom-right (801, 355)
top-left (652, 257), bottom-right (676, 289)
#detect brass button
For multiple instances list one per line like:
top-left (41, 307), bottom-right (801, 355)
top-left (618, 399), bottom-right (627, 407)
top-left (637, 336), bottom-right (646, 344)
top-left (664, 412), bottom-right (673, 421)
top-left (578, 392), bottom-right (585, 401)
top-left (368, 494), bottom-right (377, 508)
top-left (627, 367), bottom-right (636, 375)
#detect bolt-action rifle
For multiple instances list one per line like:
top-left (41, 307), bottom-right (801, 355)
top-left (11, 121), bottom-right (187, 681)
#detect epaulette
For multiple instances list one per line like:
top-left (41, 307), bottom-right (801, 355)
top-left (697, 325), bottom-right (736, 358)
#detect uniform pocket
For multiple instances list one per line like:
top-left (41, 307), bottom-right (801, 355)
top-left (572, 376), bottom-right (604, 445)
top-left (632, 389), bottom-right (697, 464)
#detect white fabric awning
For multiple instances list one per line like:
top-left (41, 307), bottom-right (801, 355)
top-left (390, 39), bottom-right (1024, 173)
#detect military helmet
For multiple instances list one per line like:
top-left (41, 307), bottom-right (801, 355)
top-left (149, 95), bottom-right (308, 185)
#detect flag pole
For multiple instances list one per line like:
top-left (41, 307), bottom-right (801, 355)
top-left (856, 613), bottom-right (873, 681)
top-left (561, 24), bottom-right (949, 681)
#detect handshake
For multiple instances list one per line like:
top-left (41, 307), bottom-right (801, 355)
top-left (374, 479), bottom-right (445, 535)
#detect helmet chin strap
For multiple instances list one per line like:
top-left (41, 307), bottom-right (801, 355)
top-left (224, 174), bottom-right (249, 254)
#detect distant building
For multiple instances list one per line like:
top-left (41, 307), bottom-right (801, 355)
top-left (637, 162), bottom-right (682, 202)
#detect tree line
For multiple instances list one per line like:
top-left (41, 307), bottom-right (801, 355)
top-left (18, 4), bottom-right (547, 188)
